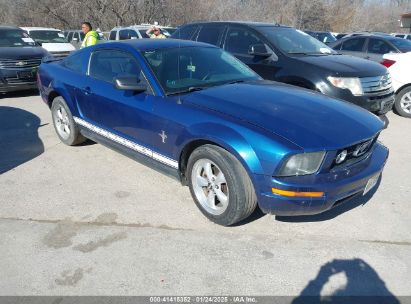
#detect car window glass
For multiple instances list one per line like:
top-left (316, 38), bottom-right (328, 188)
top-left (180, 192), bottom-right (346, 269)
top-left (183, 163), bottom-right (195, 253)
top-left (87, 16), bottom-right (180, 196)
top-left (119, 30), bottom-right (130, 40)
top-left (139, 30), bottom-right (149, 38)
top-left (109, 31), bottom-right (117, 40)
top-left (341, 38), bottom-right (365, 51)
top-left (89, 50), bottom-right (143, 84)
top-left (80, 32), bottom-right (85, 41)
top-left (225, 27), bottom-right (262, 54)
top-left (367, 39), bottom-right (395, 54)
top-left (63, 52), bottom-right (85, 73)
top-left (172, 25), bottom-right (198, 40)
top-left (332, 41), bottom-right (342, 50)
top-left (67, 32), bottom-right (73, 42)
top-left (143, 46), bottom-right (259, 95)
top-left (196, 26), bottom-right (224, 46)
top-left (129, 30), bottom-right (138, 39)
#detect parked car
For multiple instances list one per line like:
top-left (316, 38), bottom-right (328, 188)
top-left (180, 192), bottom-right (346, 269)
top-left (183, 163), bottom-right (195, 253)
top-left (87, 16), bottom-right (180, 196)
top-left (0, 26), bottom-right (49, 93)
top-left (172, 22), bottom-right (394, 116)
top-left (305, 30), bottom-right (337, 45)
top-left (335, 33), bottom-right (348, 40)
top-left (391, 33), bottom-right (411, 40)
top-left (343, 32), bottom-right (392, 38)
top-left (381, 52), bottom-right (411, 117)
top-left (331, 34), bottom-right (411, 63)
top-left (109, 26), bottom-right (150, 40)
top-left (37, 39), bottom-right (388, 226)
top-left (21, 27), bottom-right (75, 59)
top-left (64, 30), bottom-right (85, 49)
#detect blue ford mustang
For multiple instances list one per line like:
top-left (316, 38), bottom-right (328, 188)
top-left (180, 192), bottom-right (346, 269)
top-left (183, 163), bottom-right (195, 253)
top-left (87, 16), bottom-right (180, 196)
top-left (37, 39), bottom-right (388, 226)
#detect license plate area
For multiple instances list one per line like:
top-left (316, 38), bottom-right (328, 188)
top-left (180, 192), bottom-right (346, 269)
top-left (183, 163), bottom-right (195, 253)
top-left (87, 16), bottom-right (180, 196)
top-left (17, 70), bottom-right (34, 79)
top-left (363, 173), bottom-right (380, 196)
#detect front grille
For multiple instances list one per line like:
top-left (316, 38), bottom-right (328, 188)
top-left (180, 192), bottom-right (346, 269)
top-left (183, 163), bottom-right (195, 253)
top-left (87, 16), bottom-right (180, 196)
top-left (0, 58), bottom-right (42, 70)
top-left (360, 74), bottom-right (392, 95)
top-left (3, 77), bottom-right (36, 85)
top-left (332, 135), bottom-right (379, 169)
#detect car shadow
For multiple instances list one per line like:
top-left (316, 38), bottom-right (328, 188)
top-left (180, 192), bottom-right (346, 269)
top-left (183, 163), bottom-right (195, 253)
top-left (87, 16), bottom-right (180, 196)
top-left (292, 258), bottom-right (399, 304)
top-left (276, 176), bottom-right (382, 223)
top-left (0, 106), bottom-right (45, 174)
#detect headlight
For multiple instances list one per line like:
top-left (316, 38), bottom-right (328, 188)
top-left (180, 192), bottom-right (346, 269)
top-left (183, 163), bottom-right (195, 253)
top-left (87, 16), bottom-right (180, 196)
top-left (327, 76), bottom-right (363, 96)
top-left (277, 152), bottom-right (325, 177)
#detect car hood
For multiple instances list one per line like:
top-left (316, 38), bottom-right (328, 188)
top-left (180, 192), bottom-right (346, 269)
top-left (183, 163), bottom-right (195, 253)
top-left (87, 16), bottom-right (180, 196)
top-left (295, 54), bottom-right (387, 77)
top-left (40, 43), bottom-right (75, 52)
top-left (0, 46), bottom-right (48, 59)
top-left (183, 81), bottom-right (383, 150)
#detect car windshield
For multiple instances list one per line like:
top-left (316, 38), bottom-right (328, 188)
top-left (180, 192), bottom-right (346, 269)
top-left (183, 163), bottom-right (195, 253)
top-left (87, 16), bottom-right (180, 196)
top-left (0, 29), bottom-right (37, 47)
top-left (142, 46), bottom-right (260, 95)
top-left (28, 30), bottom-right (68, 43)
top-left (259, 26), bottom-right (337, 55)
top-left (389, 38), bottom-right (411, 52)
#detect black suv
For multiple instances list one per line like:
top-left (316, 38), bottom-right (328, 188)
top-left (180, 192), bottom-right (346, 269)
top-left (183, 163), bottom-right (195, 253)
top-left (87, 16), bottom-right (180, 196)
top-left (0, 26), bottom-right (49, 93)
top-left (172, 22), bottom-right (394, 115)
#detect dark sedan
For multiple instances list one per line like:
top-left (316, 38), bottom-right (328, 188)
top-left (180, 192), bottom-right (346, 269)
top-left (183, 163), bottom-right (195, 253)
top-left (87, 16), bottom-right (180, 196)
top-left (0, 26), bottom-right (49, 93)
top-left (331, 34), bottom-right (411, 63)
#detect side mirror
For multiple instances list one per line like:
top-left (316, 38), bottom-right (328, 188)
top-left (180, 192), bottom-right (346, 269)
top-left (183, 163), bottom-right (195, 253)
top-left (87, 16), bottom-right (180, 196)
top-left (114, 76), bottom-right (147, 92)
top-left (248, 44), bottom-right (272, 57)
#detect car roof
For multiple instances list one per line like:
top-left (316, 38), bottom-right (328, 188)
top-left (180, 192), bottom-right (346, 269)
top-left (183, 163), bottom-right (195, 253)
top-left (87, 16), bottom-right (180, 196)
top-left (0, 26), bottom-right (23, 31)
top-left (95, 39), bottom-right (216, 51)
top-left (180, 21), bottom-right (290, 29)
top-left (21, 27), bottom-right (62, 32)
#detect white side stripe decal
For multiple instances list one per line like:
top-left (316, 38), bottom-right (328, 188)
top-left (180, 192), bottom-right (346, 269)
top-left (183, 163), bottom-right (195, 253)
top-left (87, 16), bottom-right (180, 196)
top-left (74, 117), bottom-right (179, 169)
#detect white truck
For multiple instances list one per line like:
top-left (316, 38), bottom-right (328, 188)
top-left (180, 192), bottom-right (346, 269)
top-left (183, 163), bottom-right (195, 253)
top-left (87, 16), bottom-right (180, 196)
top-left (21, 27), bottom-right (75, 58)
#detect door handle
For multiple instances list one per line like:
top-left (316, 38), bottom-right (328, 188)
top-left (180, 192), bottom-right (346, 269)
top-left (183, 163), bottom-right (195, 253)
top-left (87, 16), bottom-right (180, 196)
top-left (81, 87), bottom-right (92, 95)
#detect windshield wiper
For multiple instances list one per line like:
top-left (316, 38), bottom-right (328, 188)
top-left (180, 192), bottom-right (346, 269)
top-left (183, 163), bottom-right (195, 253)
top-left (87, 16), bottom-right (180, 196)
top-left (227, 80), bottom-right (245, 85)
top-left (167, 86), bottom-right (207, 96)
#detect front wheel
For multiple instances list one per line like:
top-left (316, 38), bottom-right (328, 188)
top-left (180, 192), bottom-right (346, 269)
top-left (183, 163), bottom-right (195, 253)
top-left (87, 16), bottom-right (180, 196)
top-left (394, 87), bottom-right (411, 118)
top-left (51, 96), bottom-right (86, 145)
top-left (187, 145), bottom-right (257, 226)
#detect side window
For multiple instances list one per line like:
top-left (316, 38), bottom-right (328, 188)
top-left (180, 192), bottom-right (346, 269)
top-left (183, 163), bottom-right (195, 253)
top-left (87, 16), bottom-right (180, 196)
top-left (196, 26), bottom-right (224, 46)
top-left (173, 25), bottom-right (198, 40)
top-left (129, 30), bottom-right (138, 39)
top-left (225, 27), bottom-right (263, 55)
top-left (63, 52), bottom-right (85, 73)
top-left (109, 31), bottom-right (117, 40)
top-left (367, 39), bottom-right (395, 54)
top-left (139, 30), bottom-right (149, 38)
top-left (89, 50), bottom-right (143, 84)
top-left (332, 42), bottom-right (342, 50)
top-left (119, 30), bottom-right (130, 40)
top-left (67, 32), bottom-right (73, 42)
top-left (341, 38), bottom-right (366, 52)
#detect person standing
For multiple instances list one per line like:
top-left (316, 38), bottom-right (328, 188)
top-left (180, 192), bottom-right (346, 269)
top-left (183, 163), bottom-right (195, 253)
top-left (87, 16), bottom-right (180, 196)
top-left (146, 25), bottom-right (166, 39)
top-left (80, 22), bottom-right (99, 48)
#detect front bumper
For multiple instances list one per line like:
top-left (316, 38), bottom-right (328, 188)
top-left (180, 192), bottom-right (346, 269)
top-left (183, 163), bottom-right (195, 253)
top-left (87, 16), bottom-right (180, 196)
top-left (0, 69), bottom-right (38, 93)
top-left (321, 84), bottom-right (395, 115)
top-left (256, 142), bottom-right (388, 216)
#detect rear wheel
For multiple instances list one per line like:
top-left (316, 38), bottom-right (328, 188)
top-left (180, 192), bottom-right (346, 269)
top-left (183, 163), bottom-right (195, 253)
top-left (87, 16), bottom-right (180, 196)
top-left (394, 87), bottom-right (411, 118)
top-left (51, 96), bottom-right (86, 145)
top-left (187, 145), bottom-right (257, 226)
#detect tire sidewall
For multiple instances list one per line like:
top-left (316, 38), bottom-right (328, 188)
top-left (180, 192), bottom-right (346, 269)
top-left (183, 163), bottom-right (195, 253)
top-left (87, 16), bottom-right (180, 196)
top-left (395, 87), bottom-right (411, 118)
top-left (51, 96), bottom-right (79, 145)
top-left (187, 145), bottom-right (249, 226)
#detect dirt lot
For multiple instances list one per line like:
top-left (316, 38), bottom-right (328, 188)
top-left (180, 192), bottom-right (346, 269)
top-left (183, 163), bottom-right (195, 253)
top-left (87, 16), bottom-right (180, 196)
top-left (0, 91), bottom-right (410, 297)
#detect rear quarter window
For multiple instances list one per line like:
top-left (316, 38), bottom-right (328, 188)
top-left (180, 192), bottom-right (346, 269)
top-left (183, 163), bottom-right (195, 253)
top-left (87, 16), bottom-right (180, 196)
top-left (196, 26), bottom-right (225, 46)
top-left (172, 25), bottom-right (198, 40)
top-left (109, 31), bottom-right (117, 40)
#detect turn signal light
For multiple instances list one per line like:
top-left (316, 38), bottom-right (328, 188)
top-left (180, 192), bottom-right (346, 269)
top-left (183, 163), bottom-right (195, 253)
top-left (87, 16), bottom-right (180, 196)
top-left (272, 188), bottom-right (325, 198)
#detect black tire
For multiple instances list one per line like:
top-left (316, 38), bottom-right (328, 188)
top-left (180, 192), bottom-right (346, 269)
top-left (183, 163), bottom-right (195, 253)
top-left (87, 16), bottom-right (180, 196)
top-left (187, 144), bottom-right (257, 226)
top-left (51, 96), bottom-right (86, 145)
top-left (394, 86), bottom-right (411, 118)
